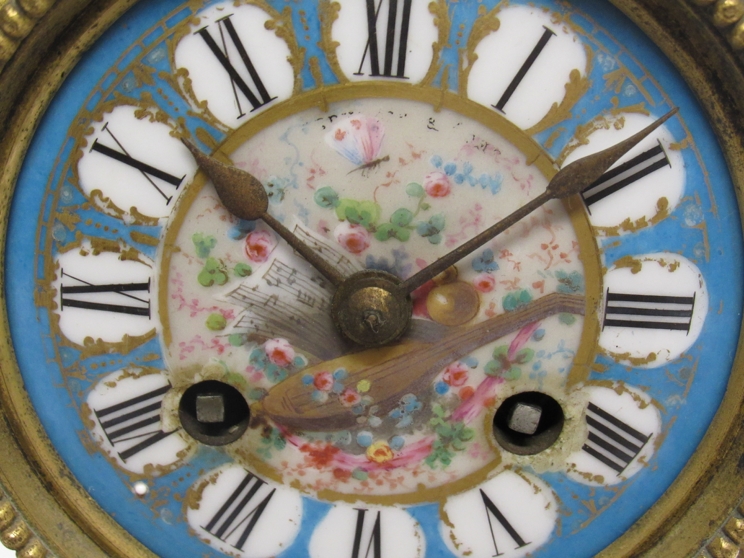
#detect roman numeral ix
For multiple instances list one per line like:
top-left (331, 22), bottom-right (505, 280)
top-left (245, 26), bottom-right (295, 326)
top-left (203, 471), bottom-right (275, 551)
top-left (582, 141), bottom-right (671, 209)
top-left (60, 271), bottom-right (151, 318)
top-left (94, 383), bottom-right (173, 462)
top-left (91, 123), bottom-right (184, 205)
top-left (582, 403), bottom-right (650, 475)
top-left (357, 0), bottom-right (413, 78)
top-left (196, 15), bottom-right (276, 118)
top-left (603, 290), bottom-right (696, 333)
top-left (481, 490), bottom-right (529, 556)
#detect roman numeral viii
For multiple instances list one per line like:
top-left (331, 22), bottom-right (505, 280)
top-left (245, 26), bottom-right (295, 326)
top-left (603, 290), bottom-right (695, 333)
top-left (357, 0), bottom-right (413, 78)
top-left (582, 403), bottom-right (650, 475)
top-left (94, 383), bottom-right (173, 462)
top-left (203, 471), bottom-right (276, 551)
top-left (493, 26), bottom-right (556, 113)
top-left (196, 15), bottom-right (276, 119)
top-left (60, 271), bottom-right (150, 318)
top-left (582, 141), bottom-right (671, 208)
top-left (481, 490), bottom-right (529, 556)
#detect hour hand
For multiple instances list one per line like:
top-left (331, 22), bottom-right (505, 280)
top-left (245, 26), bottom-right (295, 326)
top-left (181, 138), bottom-right (345, 287)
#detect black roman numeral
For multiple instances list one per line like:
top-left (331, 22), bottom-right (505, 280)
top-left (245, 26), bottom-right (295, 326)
top-left (480, 490), bottom-right (529, 556)
top-left (196, 15), bottom-right (276, 118)
top-left (603, 290), bottom-right (695, 333)
top-left (91, 123), bottom-right (184, 205)
top-left (582, 403), bottom-right (650, 475)
top-left (357, 0), bottom-right (413, 78)
top-left (203, 471), bottom-right (276, 551)
top-left (493, 26), bottom-right (556, 113)
top-left (582, 142), bottom-right (671, 209)
top-left (351, 509), bottom-right (382, 558)
top-left (94, 383), bottom-right (173, 462)
top-left (60, 271), bottom-right (150, 318)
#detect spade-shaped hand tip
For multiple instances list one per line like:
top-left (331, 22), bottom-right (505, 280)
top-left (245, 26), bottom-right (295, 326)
top-left (181, 137), bottom-right (268, 221)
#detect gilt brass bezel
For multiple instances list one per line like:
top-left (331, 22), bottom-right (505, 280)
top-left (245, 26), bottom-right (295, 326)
top-left (0, 0), bottom-right (743, 556)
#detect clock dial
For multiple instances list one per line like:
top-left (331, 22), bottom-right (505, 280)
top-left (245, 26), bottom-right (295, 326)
top-left (3, 0), bottom-right (744, 557)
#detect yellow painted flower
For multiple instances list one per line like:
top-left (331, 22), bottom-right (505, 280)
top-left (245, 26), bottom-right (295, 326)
top-left (356, 379), bottom-right (371, 393)
top-left (366, 440), bottom-right (394, 463)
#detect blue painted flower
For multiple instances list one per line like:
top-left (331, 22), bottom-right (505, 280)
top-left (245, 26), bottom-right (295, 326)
top-left (435, 381), bottom-right (449, 395)
top-left (228, 219), bottom-right (256, 240)
top-left (472, 249), bottom-right (499, 273)
top-left (389, 393), bottom-right (422, 428)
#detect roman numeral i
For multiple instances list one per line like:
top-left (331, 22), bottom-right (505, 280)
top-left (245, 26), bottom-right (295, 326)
top-left (493, 26), bottom-right (556, 114)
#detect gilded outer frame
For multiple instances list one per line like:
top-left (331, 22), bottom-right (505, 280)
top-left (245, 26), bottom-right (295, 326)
top-left (0, 1), bottom-right (743, 557)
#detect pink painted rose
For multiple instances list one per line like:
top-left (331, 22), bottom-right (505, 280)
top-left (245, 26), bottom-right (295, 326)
top-left (423, 171), bottom-right (452, 198)
top-left (340, 388), bottom-right (362, 407)
top-left (473, 273), bottom-right (496, 293)
top-left (245, 230), bottom-right (276, 263)
top-left (334, 222), bottom-right (371, 254)
top-left (264, 338), bottom-right (295, 367)
top-left (313, 371), bottom-right (334, 392)
top-left (444, 362), bottom-right (469, 387)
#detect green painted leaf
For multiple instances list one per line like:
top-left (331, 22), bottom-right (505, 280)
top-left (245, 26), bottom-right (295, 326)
top-left (514, 348), bottom-right (535, 364)
top-left (206, 313), bottom-right (227, 331)
top-left (559, 312), bottom-right (577, 325)
top-left (358, 200), bottom-right (382, 224)
top-left (314, 186), bottom-right (339, 208)
top-left (335, 198), bottom-right (359, 221)
top-left (390, 208), bottom-right (413, 227)
top-left (233, 262), bottom-right (252, 277)
top-left (406, 182), bottom-right (425, 197)
top-left (393, 226), bottom-right (411, 241)
top-left (192, 233), bottom-right (217, 258)
top-left (374, 223), bottom-right (395, 241)
top-left (429, 213), bottom-right (446, 231)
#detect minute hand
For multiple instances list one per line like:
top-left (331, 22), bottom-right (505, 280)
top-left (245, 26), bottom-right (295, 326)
top-left (399, 108), bottom-right (678, 294)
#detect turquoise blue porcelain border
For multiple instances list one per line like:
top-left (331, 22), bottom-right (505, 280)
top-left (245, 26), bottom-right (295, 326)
top-left (4, 0), bottom-right (743, 556)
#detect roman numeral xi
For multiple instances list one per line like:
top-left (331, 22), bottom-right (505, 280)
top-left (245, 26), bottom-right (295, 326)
top-left (197, 15), bottom-right (276, 118)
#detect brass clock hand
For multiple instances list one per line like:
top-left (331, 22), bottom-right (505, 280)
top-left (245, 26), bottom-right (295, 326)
top-left (262, 292), bottom-right (585, 431)
top-left (181, 138), bottom-right (346, 287)
top-left (399, 108), bottom-right (679, 294)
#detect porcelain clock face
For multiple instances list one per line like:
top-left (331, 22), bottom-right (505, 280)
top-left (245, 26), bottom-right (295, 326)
top-left (7, 0), bottom-right (743, 557)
